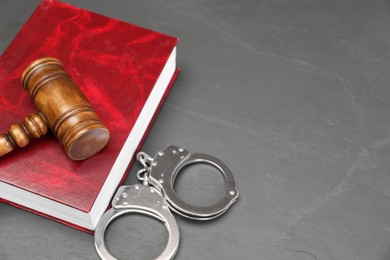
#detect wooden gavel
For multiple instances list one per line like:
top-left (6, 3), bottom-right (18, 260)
top-left (0, 57), bottom-right (110, 160)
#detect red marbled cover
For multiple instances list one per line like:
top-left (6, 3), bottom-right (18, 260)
top-left (0, 0), bottom-right (178, 215)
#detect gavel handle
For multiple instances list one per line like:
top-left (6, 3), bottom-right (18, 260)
top-left (0, 112), bottom-right (48, 157)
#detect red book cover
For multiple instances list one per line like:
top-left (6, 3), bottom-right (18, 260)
top-left (0, 0), bottom-right (179, 232)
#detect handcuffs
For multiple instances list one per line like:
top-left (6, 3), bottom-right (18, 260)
top-left (95, 145), bottom-right (239, 260)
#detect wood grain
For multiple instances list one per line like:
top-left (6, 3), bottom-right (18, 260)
top-left (0, 57), bottom-right (110, 160)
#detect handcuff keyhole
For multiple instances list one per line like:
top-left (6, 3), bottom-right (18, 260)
top-left (173, 162), bottom-right (226, 208)
top-left (104, 214), bottom-right (168, 260)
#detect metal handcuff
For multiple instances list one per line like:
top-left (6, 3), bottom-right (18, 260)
top-left (95, 145), bottom-right (239, 260)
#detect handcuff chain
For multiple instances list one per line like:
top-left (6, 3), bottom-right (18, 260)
top-left (136, 152), bottom-right (153, 186)
top-left (95, 146), bottom-right (239, 260)
top-left (137, 151), bottom-right (153, 168)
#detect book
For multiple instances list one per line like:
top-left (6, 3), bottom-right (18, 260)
top-left (0, 0), bottom-right (179, 232)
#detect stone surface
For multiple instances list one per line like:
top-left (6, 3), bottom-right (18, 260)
top-left (1, 0), bottom-right (390, 259)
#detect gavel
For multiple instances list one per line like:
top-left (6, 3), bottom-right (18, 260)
top-left (0, 57), bottom-right (110, 160)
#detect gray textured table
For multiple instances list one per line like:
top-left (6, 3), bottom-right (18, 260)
top-left (1, 0), bottom-right (390, 259)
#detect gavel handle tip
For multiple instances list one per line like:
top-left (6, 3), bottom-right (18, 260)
top-left (0, 112), bottom-right (48, 158)
top-left (0, 134), bottom-right (15, 157)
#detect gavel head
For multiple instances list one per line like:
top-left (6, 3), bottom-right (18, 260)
top-left (21, 57), bottom-right (110, 160)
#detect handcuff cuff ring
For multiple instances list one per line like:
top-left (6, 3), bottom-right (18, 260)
top-left (138, 145), bottom-right (239, 220)
top-left (94, 184), bottom-right (180, 260)
top-left (95, 145), bottom-right (239, 259)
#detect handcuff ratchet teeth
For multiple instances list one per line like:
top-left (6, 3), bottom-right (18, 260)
top-left (94, 145), bottom-right (239, 260)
